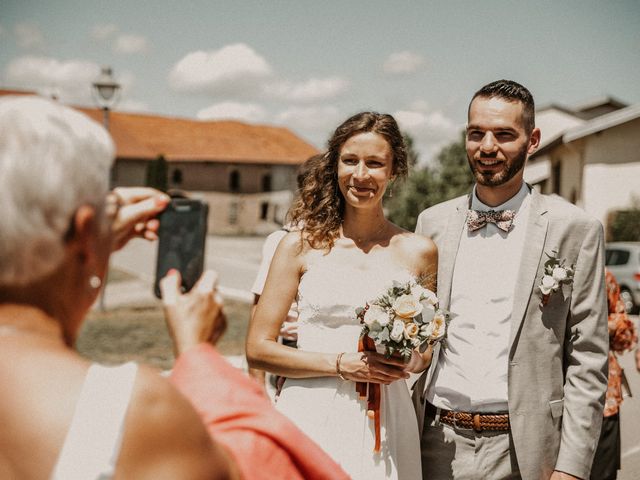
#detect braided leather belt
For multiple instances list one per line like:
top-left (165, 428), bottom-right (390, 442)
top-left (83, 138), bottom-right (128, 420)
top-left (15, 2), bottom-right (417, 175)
top-left (428, 403), bottom-right (509, 432)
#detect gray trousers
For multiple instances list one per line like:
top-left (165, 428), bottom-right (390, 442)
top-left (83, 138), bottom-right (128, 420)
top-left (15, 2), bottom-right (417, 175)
top-left (421, 408), bottom-right (521, 480)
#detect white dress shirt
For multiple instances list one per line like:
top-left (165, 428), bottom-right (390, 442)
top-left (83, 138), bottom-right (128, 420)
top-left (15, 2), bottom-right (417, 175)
top-left (427, 182), bottom-right (531, 412)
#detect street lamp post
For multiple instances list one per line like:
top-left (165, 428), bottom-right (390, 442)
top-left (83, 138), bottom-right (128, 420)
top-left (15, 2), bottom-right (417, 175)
top-left (92, 66), bottom-right (121, 311)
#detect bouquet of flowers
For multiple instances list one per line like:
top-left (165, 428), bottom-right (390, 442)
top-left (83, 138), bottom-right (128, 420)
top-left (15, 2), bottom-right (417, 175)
top-left (356, 279), bottom-right (450, 361)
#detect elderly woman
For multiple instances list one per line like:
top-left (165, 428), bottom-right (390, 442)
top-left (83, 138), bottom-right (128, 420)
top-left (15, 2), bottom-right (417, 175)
top-left (0, 96), bottom-right (347, 480)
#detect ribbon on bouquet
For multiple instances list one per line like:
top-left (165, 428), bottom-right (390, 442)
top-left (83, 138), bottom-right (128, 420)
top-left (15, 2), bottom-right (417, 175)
top-left (356, 335), bottom-right (381, 453)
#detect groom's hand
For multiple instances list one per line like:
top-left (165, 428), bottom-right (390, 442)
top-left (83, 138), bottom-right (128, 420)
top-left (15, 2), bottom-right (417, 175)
top-left (339, 351), bottom-right (410, 384)
top-left (550, 471), bottom-right (581, 480)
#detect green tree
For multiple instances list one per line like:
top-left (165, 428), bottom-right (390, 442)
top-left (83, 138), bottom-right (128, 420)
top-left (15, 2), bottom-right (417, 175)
top-left (145, 154), bottom-right (168, 192)
top-left (609, 208), bottom-right (640, 241)
top-left (387, 131), bottom-right (473, 230)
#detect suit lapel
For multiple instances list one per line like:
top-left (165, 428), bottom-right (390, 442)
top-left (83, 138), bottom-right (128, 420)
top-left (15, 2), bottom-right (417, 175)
top-left (438, 196), bottom-right (469, 309)
top-left (508, 189), bottom-right (549, 349)
top-left (423, 195), bottom-right (468, 393)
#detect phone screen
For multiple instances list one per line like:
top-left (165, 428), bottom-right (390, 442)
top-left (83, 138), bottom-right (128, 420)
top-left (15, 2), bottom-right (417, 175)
top-left (154, 199), bottom-right (208, 298)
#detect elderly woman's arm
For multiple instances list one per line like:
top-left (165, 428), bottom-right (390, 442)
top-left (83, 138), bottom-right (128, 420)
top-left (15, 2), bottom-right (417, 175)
top-left (161, 269), bottom-right (349, 480)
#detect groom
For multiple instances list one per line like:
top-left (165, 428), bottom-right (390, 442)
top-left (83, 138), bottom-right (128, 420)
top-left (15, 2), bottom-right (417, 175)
top-left (412, 80), bottom-right (608, 480)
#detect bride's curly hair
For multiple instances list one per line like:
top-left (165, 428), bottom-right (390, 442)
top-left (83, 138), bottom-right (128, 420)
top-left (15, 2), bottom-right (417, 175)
top-left (288, 112), bottom-right (408, 250)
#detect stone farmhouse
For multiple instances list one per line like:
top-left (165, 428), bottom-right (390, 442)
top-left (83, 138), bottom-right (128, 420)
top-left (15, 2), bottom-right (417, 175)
top-left (0, 89), bottom-right (319, 235)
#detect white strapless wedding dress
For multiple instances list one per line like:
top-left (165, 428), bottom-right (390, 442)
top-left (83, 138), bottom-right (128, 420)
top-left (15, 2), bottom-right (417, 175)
top-left (275, 250), bottom-right (422, 479)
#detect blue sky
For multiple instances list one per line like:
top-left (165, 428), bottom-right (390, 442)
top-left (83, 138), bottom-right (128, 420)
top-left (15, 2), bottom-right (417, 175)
top-left (2, 0), bottom-right (639, 161)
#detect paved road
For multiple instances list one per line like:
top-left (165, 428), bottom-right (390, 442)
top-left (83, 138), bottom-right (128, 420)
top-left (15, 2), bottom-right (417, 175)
top-left (106, 235), bottom-right (265, 305)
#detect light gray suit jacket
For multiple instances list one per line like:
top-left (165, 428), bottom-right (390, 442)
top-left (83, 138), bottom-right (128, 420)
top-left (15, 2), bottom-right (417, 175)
top-left (412, 188), bottom-right (608, 480)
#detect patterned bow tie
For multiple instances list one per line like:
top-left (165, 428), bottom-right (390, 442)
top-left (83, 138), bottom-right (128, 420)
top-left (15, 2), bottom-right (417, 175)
top-left (466, 209), bottom-right (515, 232)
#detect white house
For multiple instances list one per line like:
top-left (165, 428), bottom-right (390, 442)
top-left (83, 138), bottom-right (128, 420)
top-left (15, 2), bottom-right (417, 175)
top-left (525, 97), bottom-right (640, 235)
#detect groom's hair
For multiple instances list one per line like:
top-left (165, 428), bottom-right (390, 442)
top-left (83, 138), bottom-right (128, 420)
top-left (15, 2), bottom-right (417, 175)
top-left (469, 79), bottom-right (535, 135)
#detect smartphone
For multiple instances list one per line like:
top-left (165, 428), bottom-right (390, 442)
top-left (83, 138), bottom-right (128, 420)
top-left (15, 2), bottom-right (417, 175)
top-left (154, 198), bottom-right (208, 298)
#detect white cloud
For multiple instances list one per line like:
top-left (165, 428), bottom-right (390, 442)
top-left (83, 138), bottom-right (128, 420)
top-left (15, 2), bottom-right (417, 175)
top-left (91, 23), bottom-right (118, 41)
top-left (5, 56), bottom-right (100, 103)
top-left (114, 33), bottom-right (149, 54)
top-left (393, 108), bottom-right (461, 163)
top-left (196, 101), bottom-right (267, 123)
top-left (265, 76), bottom-right (349, 102)
top-left (14, 23), bottom-right (45, 50)
top-left (383, 51), bottom-right (425, 75)
top-left (275, 105), bottom-right (340, 133)
top-left (169, 43), bottom-right (273, 98)
top-left (4, 55), bottom-right (137, 107)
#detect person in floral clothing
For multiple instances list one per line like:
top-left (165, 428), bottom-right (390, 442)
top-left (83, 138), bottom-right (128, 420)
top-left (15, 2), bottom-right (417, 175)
top-left (591, 268), bottom-right (638, 480)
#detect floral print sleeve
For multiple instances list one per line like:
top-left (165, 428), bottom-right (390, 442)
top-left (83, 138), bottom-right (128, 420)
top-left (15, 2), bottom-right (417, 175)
top-left (604, 269), bottom-right (638, 417)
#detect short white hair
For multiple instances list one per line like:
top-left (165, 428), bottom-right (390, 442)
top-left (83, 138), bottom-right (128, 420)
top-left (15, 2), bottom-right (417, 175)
top-left (0, 96), bottom-right (114, 286)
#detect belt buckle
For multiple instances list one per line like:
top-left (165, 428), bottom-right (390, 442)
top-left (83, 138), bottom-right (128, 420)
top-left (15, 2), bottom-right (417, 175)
top-left (451, 412), bottom-right (473, 431)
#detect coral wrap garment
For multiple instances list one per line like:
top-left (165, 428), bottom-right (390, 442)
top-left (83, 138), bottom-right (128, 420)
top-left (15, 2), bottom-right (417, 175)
top-left (170, 344), bottom-right (349, 480)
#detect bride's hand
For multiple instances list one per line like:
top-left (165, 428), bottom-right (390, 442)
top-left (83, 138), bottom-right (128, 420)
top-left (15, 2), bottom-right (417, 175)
top-left (404, 345), bottom-right (434, 373)
top-left (338, 351), bottom-right (410, 384)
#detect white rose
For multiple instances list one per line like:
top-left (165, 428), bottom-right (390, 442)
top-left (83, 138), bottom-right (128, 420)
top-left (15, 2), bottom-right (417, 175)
top-left (403, 322), bottom-right (419, 339)
top-left (421, 304), bottom-right (436, 324)
top-left (392, 294), bottom-right (423, 320)
top-left (390, 319), bottom-right (405, 342)
top-left (422, 312), bottom-right (446, 342)
top-left (420, 288), bottom-right (438, 307)
top-left (364, 305), bottom-right (390, 329)
top-left (552, 267), bottom-right (567, 282)
top-left (539, 275), bottom-right (558, 295)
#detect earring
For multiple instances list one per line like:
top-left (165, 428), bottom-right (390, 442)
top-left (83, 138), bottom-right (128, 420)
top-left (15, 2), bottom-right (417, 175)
top-left (89, 275), bottom-right (102, 289)
top-left (388, 185), bottom-right (394, 198)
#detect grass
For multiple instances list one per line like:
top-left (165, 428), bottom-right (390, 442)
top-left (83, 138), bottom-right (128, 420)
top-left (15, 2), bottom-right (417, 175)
top-left (77, 299), bottom-right (252, 370)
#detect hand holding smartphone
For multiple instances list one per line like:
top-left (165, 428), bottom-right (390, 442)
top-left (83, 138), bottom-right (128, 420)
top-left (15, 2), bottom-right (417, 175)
top-left (154, 198), bottom-right (208, 298)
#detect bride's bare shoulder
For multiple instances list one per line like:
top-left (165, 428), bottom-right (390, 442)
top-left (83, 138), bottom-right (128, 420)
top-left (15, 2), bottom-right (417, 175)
top-left (389, 227), bottom-right (437, 283)
top-left (390, 226), bottom-right (437, 258)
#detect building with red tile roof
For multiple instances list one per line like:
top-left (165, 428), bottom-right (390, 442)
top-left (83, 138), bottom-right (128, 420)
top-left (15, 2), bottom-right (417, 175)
top-left (1, 89), bottom-right (319, 234)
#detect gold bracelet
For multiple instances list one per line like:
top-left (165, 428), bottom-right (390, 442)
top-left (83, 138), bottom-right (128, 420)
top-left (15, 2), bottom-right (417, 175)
top-left (336, 352), bottom-right (347, 381)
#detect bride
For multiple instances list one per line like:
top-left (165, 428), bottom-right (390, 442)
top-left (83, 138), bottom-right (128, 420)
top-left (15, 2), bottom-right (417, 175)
top-left (246, 112), bottom-right (437, 479)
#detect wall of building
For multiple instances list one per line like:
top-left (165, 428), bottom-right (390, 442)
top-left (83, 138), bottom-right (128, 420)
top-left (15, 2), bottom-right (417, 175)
top-left (166, 162), bottom-right (297, 194)
top-left (113, 159), bottom-right (299, 235)
top-left (581, 118), bottom-right (640, 227)
top-left (583, 163), bottom-right (640, 228)
top-left (192, 190), bottom-right (294, 235)
top-left (113, 159), bottom-right (148, 186)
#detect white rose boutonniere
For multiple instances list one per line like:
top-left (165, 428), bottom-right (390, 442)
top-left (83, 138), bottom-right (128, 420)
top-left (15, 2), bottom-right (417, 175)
top-left (539, 250), bottom-right (574, 306)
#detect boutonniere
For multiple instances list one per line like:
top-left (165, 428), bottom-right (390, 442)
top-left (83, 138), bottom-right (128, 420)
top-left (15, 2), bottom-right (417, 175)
top-left (539, 250), bottom-right (574, 306)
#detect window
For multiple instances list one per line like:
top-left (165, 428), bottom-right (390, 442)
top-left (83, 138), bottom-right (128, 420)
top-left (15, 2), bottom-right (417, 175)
top-left (260, 201), bottom-right (269, 220)
top-left (605, 249), bottom-right (630, 266)
top-left (172, 169), bottom-right (183, 184)
top-left (262, 173), bottom-right (272, 192)
top-left (229, 170), bottom-right (240, 192)
top-left (228, 201), bottom-right (239, 225)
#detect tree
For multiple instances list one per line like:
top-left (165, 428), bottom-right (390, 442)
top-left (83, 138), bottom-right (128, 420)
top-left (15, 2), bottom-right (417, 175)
top-left (609, 208), bottom-right (640, 242)
top-left (387, 131), bottom-right (473, 230)
top-left (145, 154), bottom-right (168, 192)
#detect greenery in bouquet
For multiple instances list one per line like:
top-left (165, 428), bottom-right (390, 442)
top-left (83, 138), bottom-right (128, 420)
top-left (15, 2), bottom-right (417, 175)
top-left (356, 279), bottom-right (450, 361)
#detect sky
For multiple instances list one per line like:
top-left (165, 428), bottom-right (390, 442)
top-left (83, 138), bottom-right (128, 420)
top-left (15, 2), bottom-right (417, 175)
top-left (2, 0), bottom-right (639, 162)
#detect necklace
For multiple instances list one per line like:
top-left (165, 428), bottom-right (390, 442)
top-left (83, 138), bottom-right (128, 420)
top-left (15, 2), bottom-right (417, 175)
top-left (342, 220), bottom-right (388, 244)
